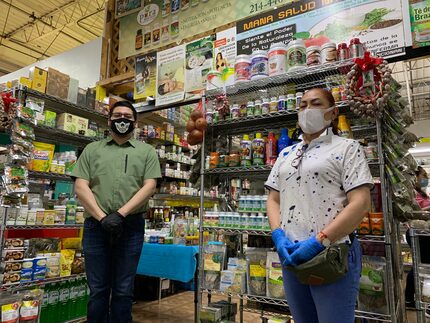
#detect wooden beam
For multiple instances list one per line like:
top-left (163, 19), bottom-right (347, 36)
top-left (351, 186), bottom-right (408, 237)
top-left (97, 71), bottom-right (134, 89)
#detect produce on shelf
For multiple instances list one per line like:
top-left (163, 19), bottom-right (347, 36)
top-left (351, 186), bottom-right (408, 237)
top-left (186, 105), bottom-right (207, 146)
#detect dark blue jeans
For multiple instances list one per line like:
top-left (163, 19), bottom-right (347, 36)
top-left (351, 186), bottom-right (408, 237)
top-left (83, 215), bottom-right (145, 323)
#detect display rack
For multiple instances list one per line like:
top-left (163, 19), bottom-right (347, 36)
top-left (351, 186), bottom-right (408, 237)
top-left (197, 61), bottom-right (404, 322)
top-left (28, 170), bottom-right (73, 182)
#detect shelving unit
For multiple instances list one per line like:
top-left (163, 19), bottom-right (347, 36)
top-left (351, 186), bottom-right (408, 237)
top-left (197, 60), bottom-right (404, 322)
top-left (152, 193), bottom-right (219, 203)
top-left (0, 273), bottom-right (86, 292)
top-left (28, 170), bottom-right (73, 182)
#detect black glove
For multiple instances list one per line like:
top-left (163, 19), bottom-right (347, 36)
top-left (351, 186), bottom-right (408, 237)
top-left (100, 211), bottom-right (125, 235)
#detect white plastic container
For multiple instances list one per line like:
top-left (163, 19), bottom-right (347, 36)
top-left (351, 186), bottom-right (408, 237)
top-left (286, 39), bottom-right (306, 72)
top-left (306, 46), bottom-right (321, 66)
top-left (206, 70), bottom-right (224, 90)
top-left (268, 42), bottom-right (288, 76)
top-left (296, 92), bottom-right (303, 109)
top-left (250, 50), bottom-right (269, 80)
top-left (321, 42), bottom-right (338, 64)
top-left (235, 54), bottom-right (251, 83)
top-left (231, 104), bottom-right (240, 119)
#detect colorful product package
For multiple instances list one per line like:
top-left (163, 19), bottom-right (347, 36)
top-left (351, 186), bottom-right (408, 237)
top-left (266, 251), bottom-right (285, 299)
top-left (31, 142), bottom-right (55, 172)
top-left (43, 110), bottom-right (57, 128)
top-left (60, 249), bottom-right (75, 277)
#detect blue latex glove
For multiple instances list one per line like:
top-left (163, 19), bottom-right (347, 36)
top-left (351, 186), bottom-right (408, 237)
top-left (288, 236), bottom-right (325, 267)
top-left (272, 228), bottom-right (300, 265)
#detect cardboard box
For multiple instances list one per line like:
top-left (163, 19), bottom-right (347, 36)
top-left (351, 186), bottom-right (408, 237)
top-left (57, 113), bottom-right (88, 135)
top-left (19, 77), bottom-right (32, 88)
top-left (67, 78), bottom-right (79, 104)
top-left (77, 88), bottom-right (87, 107)
top-left (46, 67), bottom-right (70, 100)
top-left (29, 67), bottom-right (48, 93)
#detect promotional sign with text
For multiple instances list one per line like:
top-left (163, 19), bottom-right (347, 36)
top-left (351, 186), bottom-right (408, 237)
top-left (409, 0), bottom-right (430, 48)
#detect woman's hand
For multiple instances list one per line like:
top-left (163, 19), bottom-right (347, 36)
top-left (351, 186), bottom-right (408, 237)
top-left (286, 236), bottom-right (325, 266)
top-left (272, 228), bottom-right (301, 265)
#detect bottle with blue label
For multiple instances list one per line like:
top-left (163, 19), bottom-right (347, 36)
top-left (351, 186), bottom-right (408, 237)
top-left (277, 128), bottom-right (292, 153)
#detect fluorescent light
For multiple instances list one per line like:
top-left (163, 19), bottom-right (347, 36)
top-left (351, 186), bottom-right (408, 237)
top-left (409, 147), bottom-right (430, 154)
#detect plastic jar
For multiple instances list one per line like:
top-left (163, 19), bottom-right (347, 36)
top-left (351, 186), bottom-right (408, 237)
top-left (349, 38), bottom-right (364, 58)
top-left (253, 99), bottom-right (262, 116)
top-left (261, 196), bottom-right (268, 213)
top-left (262, 98), bottom-right (270, 114)
top-left (306, 46), bottom-right (321, 66)
top-left (337, 43), bottom-right (349, 61)
top-left (269, 97), bottom-right (278, 113)
top-left (286, 39), bottom-right (306, 71)
top-left (250, 50), bottom-right (269, 80)
top-left (321, 42), bottom-right (338, 64)
top-left (249, 213), bottom-right (258, 229)
top-left (206, 110), bottom-right (214, 123)
top-left (296, 92), bottom-right (303, 109)
top-left (231, 104), bottom-right (240, 119)
top-left (57, 161), bottom-right (65, 175)
top-left (247, 101), bottom-right (255, 117)
top-left (240, 213), bottom-right (248, 229)
top-left (206, 70), bottom-right (224, 90)
top-left (268, 42), bottom-right (288, 76)
top-left (235, 54), bottom-right (251, 83)
top-left (287, 94), bottom-right (296, 111)
top-left (278, 95), bottom-right (286, 111)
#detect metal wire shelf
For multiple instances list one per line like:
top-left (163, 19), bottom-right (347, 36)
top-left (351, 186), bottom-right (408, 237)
top-left (158, 158), bottom-right (193, 166)
top-left (204, 165), bottom-right (272, 176)
top-left (203, 227), bottom-right (271, 236)
top-left (145, 138), bottom-right (191, 152)
top-left (357, 234), bottom-right (386, 243)
top-left (0, 273), bottom-right (86, 291)
top-left (28, 170), bottom-right (73, 181)
top-left (19, 87), bottom-right (108, 123)
top-left (243, 306), bottom-right (292, 319)
top-left (3, 224), bottom-right (83, 230)
top-left (152, 194), bottom-right (219, 202)
top-left (205, 59), bottom-right (355, 100)
top-left (31, 124), bottom-right (97, 147)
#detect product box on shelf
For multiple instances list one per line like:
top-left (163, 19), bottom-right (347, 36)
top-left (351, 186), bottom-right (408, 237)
top-left (1, 261), bottom-right (23, 273)
top-left (57, 113), bottom-right (89, 135)
top-left (29, 67), bottom-right (48, 93)
top-left (46, 67), bottom-right (70, 100)
top-left (1, 271), bottom-right (21, 284)
top-left (68, 78), bottom-right (79, 104)
top-left (19, 77), bottom-right (32, 88)
top-left (77, 88), bottom-right (87, 106)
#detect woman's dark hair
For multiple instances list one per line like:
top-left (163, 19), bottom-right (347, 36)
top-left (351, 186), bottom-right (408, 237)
top-left (158, 83), bottom-right (167, 95)
top-left (416, 166), bottom-right (428, 198)
top-left (109, 100), bottom-right (137, 120)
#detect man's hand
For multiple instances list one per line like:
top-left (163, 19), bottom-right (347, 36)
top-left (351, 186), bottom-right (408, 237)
top-left (100, 211), bottom-right (125, 235)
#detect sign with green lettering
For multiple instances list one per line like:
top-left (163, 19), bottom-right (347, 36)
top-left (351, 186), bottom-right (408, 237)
top-left (410, 0), bottom-right (430, 48)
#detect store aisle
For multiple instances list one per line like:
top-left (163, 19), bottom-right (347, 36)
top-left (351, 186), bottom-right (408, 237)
top-left (132, 291), bottom-right (260, 322)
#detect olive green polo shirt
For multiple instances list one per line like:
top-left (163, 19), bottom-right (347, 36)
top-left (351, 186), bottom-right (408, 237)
top-left (72, 137), bottom-right (161, 217)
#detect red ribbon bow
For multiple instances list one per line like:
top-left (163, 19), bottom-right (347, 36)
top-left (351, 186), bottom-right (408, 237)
top-left (1, 92), bottom-right (17, 113)
top-left (354, 51), bottom-right (384, 71)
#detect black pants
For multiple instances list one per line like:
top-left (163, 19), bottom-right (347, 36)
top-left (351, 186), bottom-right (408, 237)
top-left (405, 229), bottom-right (430, 303)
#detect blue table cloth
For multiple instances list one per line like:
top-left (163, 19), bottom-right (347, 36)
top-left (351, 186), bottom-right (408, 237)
top-left (136, 243), bottom-right (199, 283)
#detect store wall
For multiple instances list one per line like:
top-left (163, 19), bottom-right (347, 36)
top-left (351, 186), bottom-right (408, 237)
top-left (0, 38), bottom-right (102, 89)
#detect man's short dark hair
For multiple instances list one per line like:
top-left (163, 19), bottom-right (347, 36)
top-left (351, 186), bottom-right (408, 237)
top-left (109, 101), bottom-right (137, 121)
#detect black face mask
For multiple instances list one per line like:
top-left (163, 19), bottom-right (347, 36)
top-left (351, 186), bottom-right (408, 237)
top-left (110, 118), bottom-right (135, 136)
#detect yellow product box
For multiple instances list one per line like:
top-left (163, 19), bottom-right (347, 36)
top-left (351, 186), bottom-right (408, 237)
top-left (57, 113), bottom-right (77, 133)
top-left (43, 210), bottom-right (56, 225)
top-left (19, 77), bottom-right (32, 88)
top-left (62, 237), bottom-right (82, 249)
top-left (75, 116), bottom-right (89, 135)
top-left (32, 141), bottom-right (55, 172)
top-left (29, 67), bottom-right (48, 93)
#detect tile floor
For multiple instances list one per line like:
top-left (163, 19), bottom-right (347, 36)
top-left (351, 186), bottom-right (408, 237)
top-left (131, 291), bottom-right (430, 323)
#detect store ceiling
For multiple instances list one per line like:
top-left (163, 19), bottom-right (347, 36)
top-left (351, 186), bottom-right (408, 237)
top-left (0, 0), bottom-right (105, 76)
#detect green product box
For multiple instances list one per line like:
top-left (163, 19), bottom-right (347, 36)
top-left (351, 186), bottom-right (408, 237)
top-left (43, 110), bottom-right (57, 128)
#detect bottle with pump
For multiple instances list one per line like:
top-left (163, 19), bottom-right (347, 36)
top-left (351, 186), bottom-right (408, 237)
top-left (265, 132), bottom-right (278, 165)
top-left (277, 128), bottom-right (292, 153)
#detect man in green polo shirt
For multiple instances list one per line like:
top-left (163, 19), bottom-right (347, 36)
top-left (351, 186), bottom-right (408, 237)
top-left (72, 101), bottom-right (161, 323)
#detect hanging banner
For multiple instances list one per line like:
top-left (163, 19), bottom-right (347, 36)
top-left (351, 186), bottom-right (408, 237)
top-left (214, 27), bottom-right (237, 87)
top-left (156, 44), bottom-right (185, 106)
top-left (184, 35), bottom-right (215, 100)
top-left (134, 52), bottom-right (157, 100)
top-left (409, 0), bottom-right (430, 48)
top-left (118, 0), bottom-right (284, 59)
top-left (236, 0), bottom-right (407, 58)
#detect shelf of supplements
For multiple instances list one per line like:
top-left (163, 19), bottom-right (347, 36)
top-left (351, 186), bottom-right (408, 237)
top-left (28, 170), bottom-right (73, 182)
top-left (134, 97), bottom-right (201, 114)
top-left (0, 273), bottom-right (86, 292)
top-left (145, 137), bottom-right (191, 152)
top-left (17, 87), bottom-right (108, 124)
top-left (31, 124), bottom-right (97, 148)
top-left (205, 59), bottom-right (356, 100)
top-left (139, 111), bottom-right (187, 132)
top-left (207, 102), bottom-right (350, 136)
top-left (158, 158), bottom-right (193, 167)
top-left (3, 224), bottom-right (83, 230)
top-left (203, 289), bottom-right (392, 321)
top-left (202, 226), bottom-right (271, 236)
top-left (152, 194), bottom-right (219, 202)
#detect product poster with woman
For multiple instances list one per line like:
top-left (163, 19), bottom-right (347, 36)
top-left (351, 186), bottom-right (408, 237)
top-left (214, 28), bottom-right (237, 87)
top-left (156, 45), bottom-right (185, 106)
top-left (184, 36), bottom-right (215, 100)
top-left (134, 52), bottom-right (157, 100)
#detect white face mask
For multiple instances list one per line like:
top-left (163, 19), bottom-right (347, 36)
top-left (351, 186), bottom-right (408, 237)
top-left (298, 106), bottom-right (335, 135)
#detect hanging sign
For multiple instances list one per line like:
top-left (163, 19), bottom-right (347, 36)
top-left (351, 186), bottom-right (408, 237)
top-left (134, 52), bottom-right (157, 100)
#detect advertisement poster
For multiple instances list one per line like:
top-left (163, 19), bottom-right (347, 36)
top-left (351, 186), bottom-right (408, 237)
top-left (116, 0), bottom-right (142, 18)
top-left (184, 36), bottom-right (215, 100)
top-left (134, 52), bottom-right (157, 100)
top-left (118, 0), bottom-right (283, 59)
top-left (214, 27), bottom-right (237, 86)
top-left (409, 0), bottom-right (430, 48)
top-left (156, 45), bottom-right (185, 106)
top-left (236, 0), bottom-right (407, 58)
